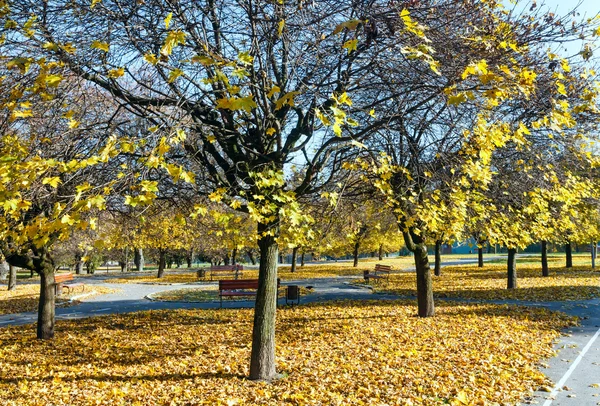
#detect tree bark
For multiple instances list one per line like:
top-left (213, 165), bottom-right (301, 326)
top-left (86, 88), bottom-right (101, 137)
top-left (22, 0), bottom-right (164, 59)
top-left (247, 249), bottom-right (257, 265)
top-left (507, 248), bottom-right (517, 289)
top-left (291, 247), bottom-right (298, 273)
top-left (300, 251), bottom-right (305, 267)
top-left (378, 244), bottom-right (384, 261)
top-left (402, 228), bottom-right (434, 317)
top-left (8, 264), bottom-right (16, 291)
top-left (157, 250), bottom-right (166, 278)
top-left (565, 242), bottom-right (573, 268)
top-left (478, 247), bottom-right (484, 268)
top-left (134, 248), bottom-right (144, 271)
top-left (0, 260), bottom-right (8, 280)
top-left (353, 241), bottom-right (360, 267)
top-left (250, 219), bottom-right (280, 381)
top-left (224, 252), bottom-right (230, 266)
top-left (434, 240), bottom-right (442, 276)
top-left (38, 268), bottom-right (56, 339)
top-left (232, 248), bottom-right (238, 265)
top-left (592, 242), bottom-right (597, 270)
top-left (541, 241), bottom-right (549, 277)
top-left (187, 250), bottom-right (193, 268)
top-left (75, 260), bottom-right (83, 275)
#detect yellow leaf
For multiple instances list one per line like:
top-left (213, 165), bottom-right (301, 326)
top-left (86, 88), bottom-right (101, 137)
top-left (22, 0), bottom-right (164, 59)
top-left (342, 39), bottom-right (358, 54)
top-left (42, 177), bottom-right (61, 188)
top-left (108, 68), bottom-right (124, 78)
top-left (91, 41), bottom-right (109, 52)
top-left (164, 12), bottom-right (173, 29)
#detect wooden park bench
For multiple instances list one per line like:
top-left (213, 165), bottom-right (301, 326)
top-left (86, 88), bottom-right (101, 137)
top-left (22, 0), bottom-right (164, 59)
top-left (209, 264), bottom-right (243, 281)
top-left (54, 273), bottom-right (85, 296)
top-left (363, 264), bottom-right (392, 284)
top-left (218, 278), bottom-right (280, 308)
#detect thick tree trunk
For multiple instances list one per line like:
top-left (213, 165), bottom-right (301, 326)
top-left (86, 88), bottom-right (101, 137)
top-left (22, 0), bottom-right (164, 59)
top-left (38, 268), bottom-right (56, 339)
top-left (119, 262), bottom-right (126, 272)
top-left (300, 251), bottom-right (305, 267)
top-left (157, 250), bottom-right (166, 278)
top-left (353, 242), bottom-right (360, 267)
top-left (8, 264), bottom-right (16, 291)
top-left (134, 248), bottom-right (144, 271)
top-left (478, 247), bottom-right (484, 268)
top-left (565, 242), bottom-right (573, 268)
top-left (75, 260), bottom-right (83, 275)
top-left (187, 250), bottom-right (193, 268)
top-left (232, 248), bottom-right (238, 265)
top-left (250, 220), bottom-right (280, 381)
top-left (291, 247), bottom-right (298, 273)
top-left (378, 244), bottom-right (384, 261)
top-left (0, 260), bottom-right (8, 280)
top-left (224, 252), bottom-right (230, 266)
top-left (507, 248), bottom-right (517, 289)
top-left (414, 245), bottom-right (435, 317)
top-left (434, 240), bottom-right (442, 277)
top-left (541, 241), bottom-right (549, 276)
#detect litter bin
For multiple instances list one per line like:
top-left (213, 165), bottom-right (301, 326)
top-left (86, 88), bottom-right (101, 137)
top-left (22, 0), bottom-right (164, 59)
top-left (363, 270), bottom-right (370, 281)
top-left (286, 285), bottom-right (300, 306)
top-left (196, 269), bottom-right (206, 279)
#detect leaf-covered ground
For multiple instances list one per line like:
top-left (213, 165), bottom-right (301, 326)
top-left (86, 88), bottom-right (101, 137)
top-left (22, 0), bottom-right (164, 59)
top-left (0, 300), bottom-right (574, 405)
top-left (376, 264), bottom-right (600, 301)
top-left (0, 284), bottom-right (119, 315)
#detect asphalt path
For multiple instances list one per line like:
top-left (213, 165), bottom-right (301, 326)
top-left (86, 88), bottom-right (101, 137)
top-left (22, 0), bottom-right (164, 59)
top-left (1, 255), bottom-right (599, 404)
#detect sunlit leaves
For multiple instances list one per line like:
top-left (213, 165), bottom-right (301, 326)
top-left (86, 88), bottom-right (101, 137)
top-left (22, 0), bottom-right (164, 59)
top-left (160, 30), bottom-right (186, 56)
top-left (90, 40), bottom-right (109, 52)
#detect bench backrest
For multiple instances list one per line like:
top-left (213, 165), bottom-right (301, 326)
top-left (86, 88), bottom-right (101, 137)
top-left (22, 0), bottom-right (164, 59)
top-left (375, 264), bottom-right (392, 272)
top-left (219, 279), bottom-right (259, 290)
top-left (218, 278), bottom-right (281, 290)
top-left (211, 265), bottom-right (244, 271)
top-left (54, 273), bottom-right (74, 283)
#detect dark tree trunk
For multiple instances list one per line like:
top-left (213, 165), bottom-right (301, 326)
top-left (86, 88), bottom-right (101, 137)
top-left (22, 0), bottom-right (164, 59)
top-left (371, 251), bottom-right (376, 258)
top-left (378, 244), bottom-right (384, 261)
top-left (565, 243), bottom-right (573, 268)
top-left (134, 248), bottom-right (144, 271)
top-left (402, 228), bottom-right (435, 317)
top-left (250, 219), bottom-right (280, 381)
top-left (30, 268), bottom-right (34, 278)
top-left (157, 250), bottom-right (166, 278)
top-left (507, 248), bottom-right (517, 289)
top-left (75, 259), bottom-right (84, 275)
top-left (541, 241), bottom-right (549, 277)
top-left (353, 241), bottom-right (360, 267)
top-left (232, 248), bottom-right (238, 265)
top-left (434, 239), bottom-right (442, 277)
top-left (187, 250), bottom-right (193, 268)
top-left (247, 249), bottom-right (257, 265)
top-left (300, 251), bottom-right (305, 267)
top-left (478, 247), bottom-right (484, 268)
top-left (278, 254), bottom-right (284, 264)
top-left (38, 268), bottom-right (56, 339)
top-left (224, 252), bottom-right (230, 266)
top-left (8, 264), bottom-right (16, 291)
top-left (291, 247), bottom-right (298, 273)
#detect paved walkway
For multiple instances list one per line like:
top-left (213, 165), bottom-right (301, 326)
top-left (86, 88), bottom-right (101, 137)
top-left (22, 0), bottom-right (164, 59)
top-left (1, 255), bottom-right (599, 404)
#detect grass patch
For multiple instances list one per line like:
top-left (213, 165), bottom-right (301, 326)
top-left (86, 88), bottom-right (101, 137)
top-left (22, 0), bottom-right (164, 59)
top-left (374, 264), bottom-right (600, 301)
top-left (0, 284), bottom-right (119, 315)
top-left (0, 300), bottom-right (574, 405)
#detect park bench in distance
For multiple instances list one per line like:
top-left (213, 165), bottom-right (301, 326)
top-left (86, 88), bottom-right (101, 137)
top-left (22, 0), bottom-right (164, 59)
top-left (218, 278), bottom-right (280, 308)
top-left (363, 264), bottom-right (392, 284)
top-left (54, 273), bottom-right (85, 296)
top-left (208, 264), bottom-right (244, 281)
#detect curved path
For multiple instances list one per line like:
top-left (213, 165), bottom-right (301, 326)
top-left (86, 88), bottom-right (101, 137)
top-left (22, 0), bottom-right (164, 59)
top-left (1, 255), bottom-right (599, 404)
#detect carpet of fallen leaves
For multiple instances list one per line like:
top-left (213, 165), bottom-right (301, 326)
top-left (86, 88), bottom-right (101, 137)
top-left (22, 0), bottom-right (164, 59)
top-left (0, 284), bottom-right (119, 315)
top-left (0, 300), bottom-right (575, 405)
top-left (376, 264), bottom-right (600, 301)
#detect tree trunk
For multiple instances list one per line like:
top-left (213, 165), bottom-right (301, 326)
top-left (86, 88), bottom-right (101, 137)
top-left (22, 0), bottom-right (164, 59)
top-left (592, 242), bottom-right (597, 270)
top-left (291, 247), bottom-right (298, 273)
top-left (0, 260), bottom-right (8, 280)
top-left (565, 242), bottom-right (573, 268)
top-left (224, 252), bottom-right (230, 266)
top-left (187, 250), bottom-right (193, 268)
top-left (541, 241), bottom-right (549, 276)
top-left (75, 260), bottom-right (84, 275)
top-left (507, 248), bottom-right (517, 289)
top-left (8, 264), bottom-right (16, 291)
top-left (478, 247), bottom-right (484, 268)
top-left (402, 228), bottom-right (435, 317)
top-left (353, 241), bottom-right (360, 267)
top-left (38, 268), bottom-right (56, 339)
top-left (300, 251), bottom-right (305, 267)
top-left (434, 240), bottom-right (442, 276)
top-left (134, 248), bottom-right (144, 271)
top-left (157, 250), bottom-right (166, 278)
top-left (232, 248), bottom-right (238, 265)
top-left (250, 220), bottom-right (280, 381)
top-left (248, 250), bottom-right (256, 265)
top-left (378, 244), bottom-right (384, 261)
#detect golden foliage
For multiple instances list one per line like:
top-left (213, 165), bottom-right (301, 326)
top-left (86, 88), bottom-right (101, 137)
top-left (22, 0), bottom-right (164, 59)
top-left (378, 263), bottom-right (600, 301)
top-left (0, 301), bottom-right (574, 405)
top-left (0, 284), bottom-right (119, 315)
